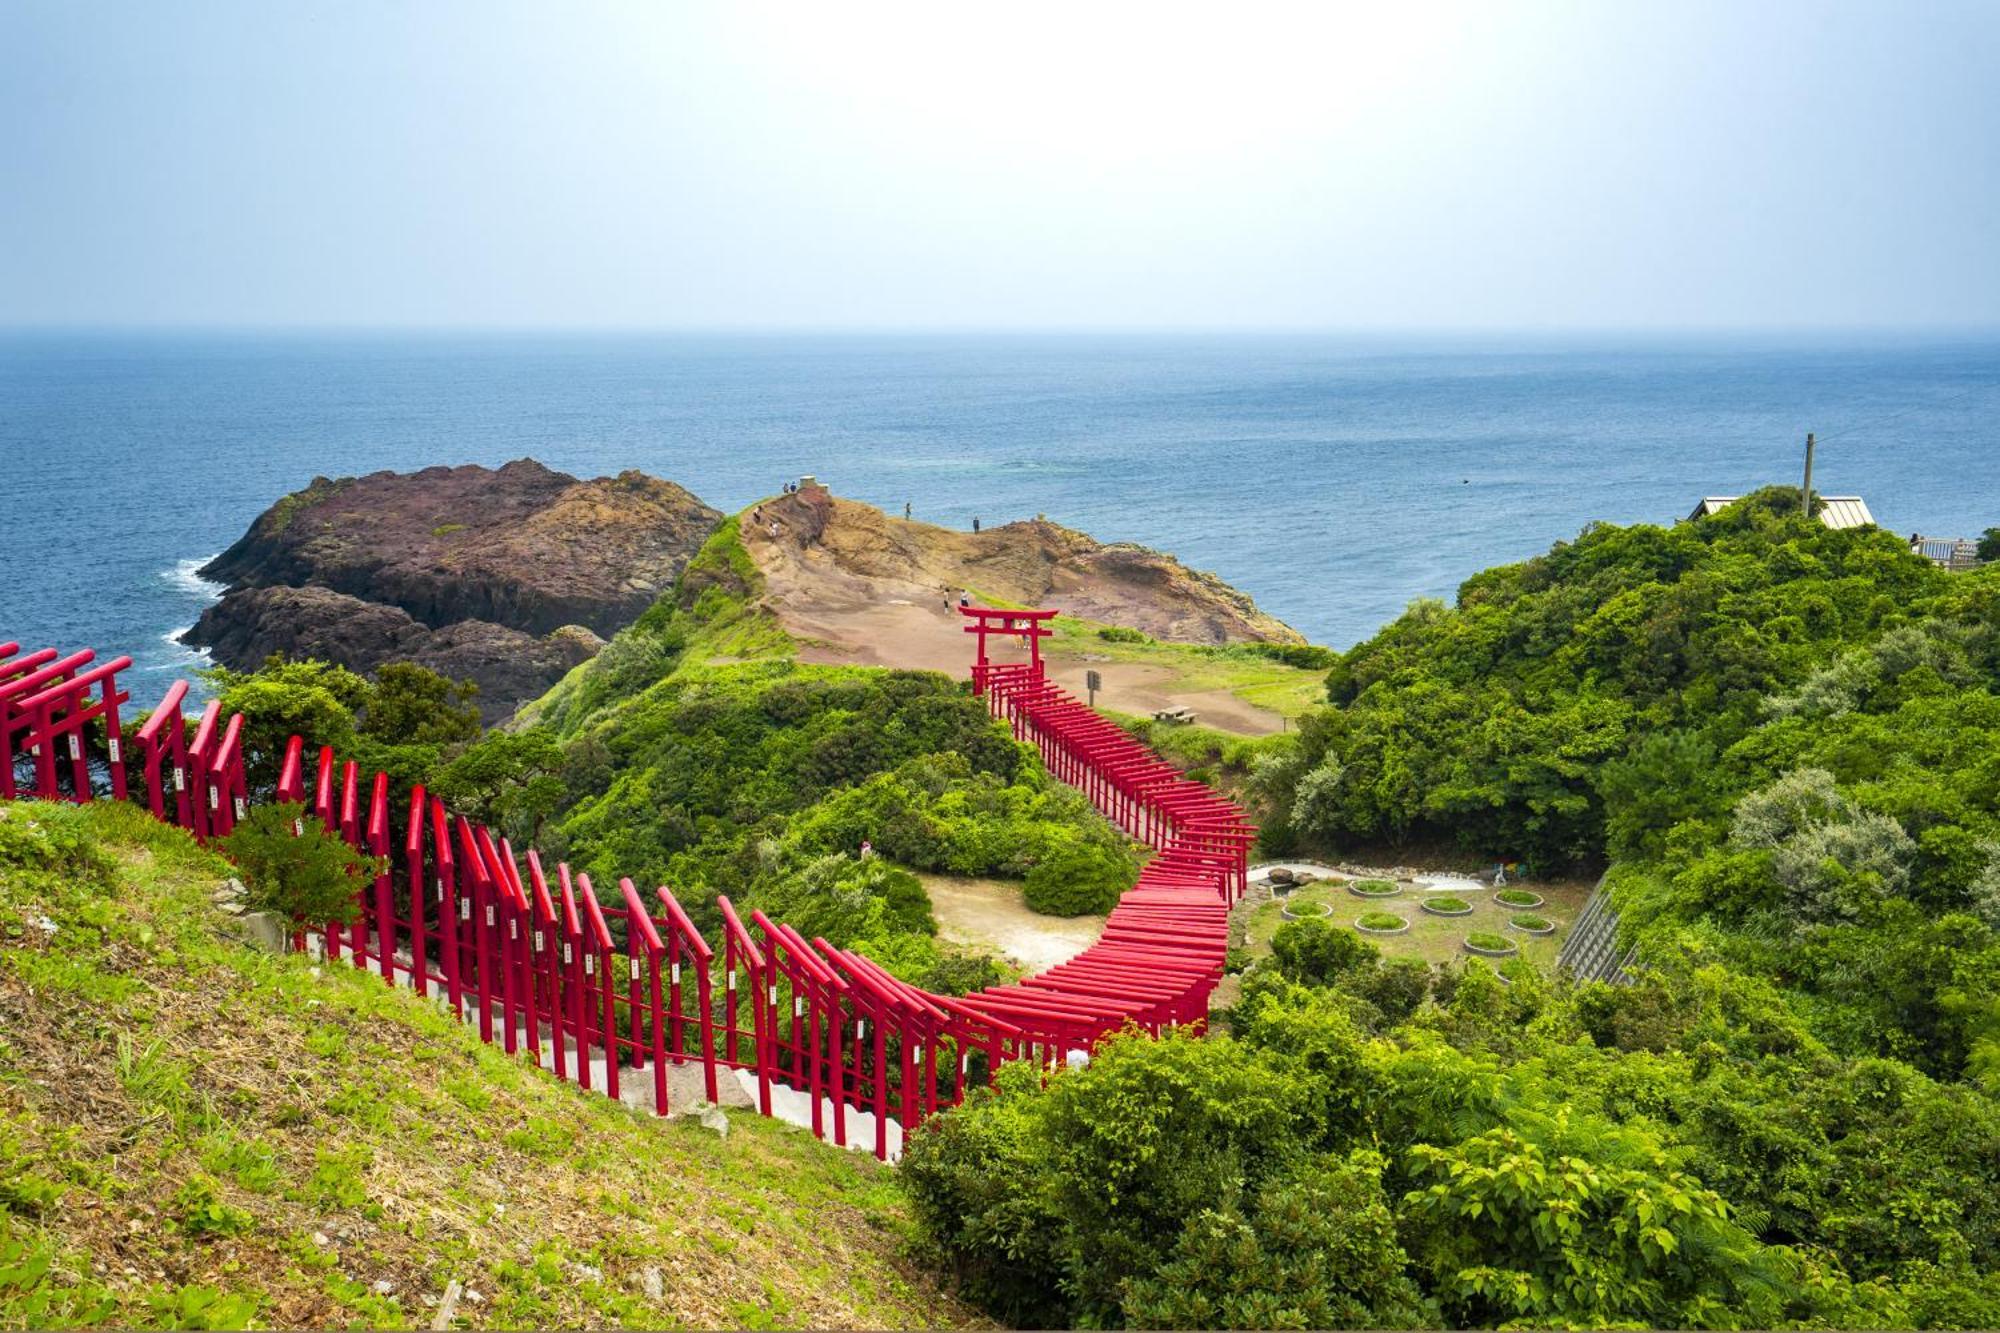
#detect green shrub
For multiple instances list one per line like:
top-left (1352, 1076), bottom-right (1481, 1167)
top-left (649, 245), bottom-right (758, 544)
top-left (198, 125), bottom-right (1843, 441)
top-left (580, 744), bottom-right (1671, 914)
top-left (903, 1030), bottom-right (1327, 1327)
top-left (1096, 626), bottom-right (1150, 643)
top-left (1122, 1152), bottom-right (1430, 1329)
top-left (1403, 1118), bottom-right (1789, 1328)
top-left (1022, 839), bottom-right (1128, 916)
top-left (1349, 957), bottom-right (1432, 1024)
top-left (1244, 641), bottom-right (1339, 670)
top-left (1272, 916), bottom-right (1376, 984)
top-left (215, 803), bottom-right (377, 927)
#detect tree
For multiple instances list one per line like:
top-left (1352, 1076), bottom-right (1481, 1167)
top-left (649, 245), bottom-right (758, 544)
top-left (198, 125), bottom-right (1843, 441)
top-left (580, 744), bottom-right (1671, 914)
top-left (202, 657), bottom-right (367, 792)
top-left (430, 730), bottom-right (566, 845)
top-left (359, 662), bottom-right (480, 745)
top-left (1730, 767), bottom-right (1915, 929)
top-left (1978, 527), bottom-right (2000, 563)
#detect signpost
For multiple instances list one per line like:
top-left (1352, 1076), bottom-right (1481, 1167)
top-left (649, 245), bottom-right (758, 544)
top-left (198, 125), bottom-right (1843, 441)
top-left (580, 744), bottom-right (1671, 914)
top-left (1086, 669), bottom-right (1100, 707)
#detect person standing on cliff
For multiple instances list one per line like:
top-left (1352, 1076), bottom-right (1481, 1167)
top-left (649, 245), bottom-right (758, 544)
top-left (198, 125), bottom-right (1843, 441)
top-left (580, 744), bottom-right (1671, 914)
top-left (972, 516), bottom-right (980, 533)
top-left (904, 501), bottom-right (912, 520)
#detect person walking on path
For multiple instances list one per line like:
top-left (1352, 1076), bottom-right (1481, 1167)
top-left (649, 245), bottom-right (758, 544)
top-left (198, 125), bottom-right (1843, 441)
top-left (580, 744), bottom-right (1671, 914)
top-left (904, 501), bottom-right (912, 520)
top-left (972, 516), bottom-right (980, 533)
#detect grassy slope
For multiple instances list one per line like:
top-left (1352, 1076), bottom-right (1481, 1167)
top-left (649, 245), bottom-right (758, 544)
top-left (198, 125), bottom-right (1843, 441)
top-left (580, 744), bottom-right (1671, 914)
top-left (0, 800), bottom-right (975, 1331)
top-left (982, 592), bottom-right (1329, 720)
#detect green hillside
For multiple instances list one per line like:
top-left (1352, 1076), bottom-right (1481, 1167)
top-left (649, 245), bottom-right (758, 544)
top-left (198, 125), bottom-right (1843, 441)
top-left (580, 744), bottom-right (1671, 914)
top-left (0, 800), bottom-right (974, 1330)
top-left (901, 491), bottom-right (2000, 1330)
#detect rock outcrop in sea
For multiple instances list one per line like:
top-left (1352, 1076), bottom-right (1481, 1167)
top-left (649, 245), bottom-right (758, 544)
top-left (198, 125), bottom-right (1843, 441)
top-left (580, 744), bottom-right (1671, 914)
top-left (185, 460), bottom-right (720, 720)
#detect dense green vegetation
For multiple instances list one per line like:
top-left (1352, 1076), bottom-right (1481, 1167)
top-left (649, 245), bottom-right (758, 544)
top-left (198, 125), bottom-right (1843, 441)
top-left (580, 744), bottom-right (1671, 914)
top-left (1249, 488), bottom-right (2000, 1084)
top-left (906, 917), bottom-right (2000, 1329)
top-left (1262, 488), bottom-right (1969, 867)
top-left (0, 801), bottom-right (970, 1329)
top-left (905, 491), bottom-right (2000, 1329)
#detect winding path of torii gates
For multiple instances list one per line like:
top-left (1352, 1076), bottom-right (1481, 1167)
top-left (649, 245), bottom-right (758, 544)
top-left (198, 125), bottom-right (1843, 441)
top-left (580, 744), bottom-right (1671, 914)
top-left (0, 608), bottom-right (1247, 1160)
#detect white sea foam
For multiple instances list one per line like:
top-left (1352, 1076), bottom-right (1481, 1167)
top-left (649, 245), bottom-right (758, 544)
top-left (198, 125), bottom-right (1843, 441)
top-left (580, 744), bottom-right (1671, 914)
top-left (160, 555), bottom-right (225, 600)
top-left (150, 625), bottom-right (212, 670)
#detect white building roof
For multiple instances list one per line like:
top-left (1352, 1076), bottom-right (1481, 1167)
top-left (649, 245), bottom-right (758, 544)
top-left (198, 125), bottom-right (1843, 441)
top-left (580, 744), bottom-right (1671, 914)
top-left (1687, 495), bottom-right (1875, 529)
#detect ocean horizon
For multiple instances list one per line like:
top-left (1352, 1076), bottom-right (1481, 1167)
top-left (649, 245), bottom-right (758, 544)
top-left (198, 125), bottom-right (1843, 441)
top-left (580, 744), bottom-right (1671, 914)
top-left (3, 328), bottom-right (1994, 687)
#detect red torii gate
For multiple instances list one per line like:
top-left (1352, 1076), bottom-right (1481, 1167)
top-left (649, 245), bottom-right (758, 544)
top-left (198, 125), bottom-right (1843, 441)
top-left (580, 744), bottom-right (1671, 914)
top-left (961, 605), bottom-right (1056, 694)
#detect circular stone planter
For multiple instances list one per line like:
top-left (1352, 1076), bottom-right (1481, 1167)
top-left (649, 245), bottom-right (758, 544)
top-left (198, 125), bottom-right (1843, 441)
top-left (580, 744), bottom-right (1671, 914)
top-left (1347, 879), bottom-right (1401, 900)
top-left (1463, 932), bottom-right (1519, 958)
top-left (1281, 899), bottom-right (1332, 921)
top-left (1508, 913), bottom-right (1557, 936)
top-left (1494, 889), bottom-right (1545, 909)
top-left (1420, 896), bottom-right (1474, 917)
top-left (1354, 912), bottom-right (1410, 935)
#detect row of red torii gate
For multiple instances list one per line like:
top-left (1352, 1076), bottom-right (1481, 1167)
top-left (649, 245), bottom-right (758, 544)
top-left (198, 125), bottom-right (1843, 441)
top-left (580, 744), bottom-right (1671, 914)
top-left (0, 608), bottom-right (1252, 1160)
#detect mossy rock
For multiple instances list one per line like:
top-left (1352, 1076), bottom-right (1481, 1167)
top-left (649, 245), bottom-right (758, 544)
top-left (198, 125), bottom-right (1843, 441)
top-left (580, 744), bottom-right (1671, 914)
top-left (1420, 896), bottom-right (1473, 917)
top-left (1464, 931), bottom-right (1518, 957)
top-left (1348, 878), bottom-right (1400, 898)
top-left (1354, 912), bottom-right (1409, 935)
top-left (1281, 899), bottom-right (1331, 920)
top-left (1509, 913), bottom-right (1556, 935)
top-left (1495, 888), bottom-right (1545, 909)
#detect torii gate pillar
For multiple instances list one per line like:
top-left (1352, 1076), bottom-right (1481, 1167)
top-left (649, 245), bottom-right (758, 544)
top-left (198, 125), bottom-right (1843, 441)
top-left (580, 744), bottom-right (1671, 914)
top-left (960, 606), bottom-right (1058, 695)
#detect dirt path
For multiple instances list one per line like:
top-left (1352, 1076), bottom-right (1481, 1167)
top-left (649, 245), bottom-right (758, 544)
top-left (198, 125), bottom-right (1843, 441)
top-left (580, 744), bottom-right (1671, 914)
top-left (920, 874), bottom-right (1105, 973)
top-left (785, 593), bottom-right (1284, 734)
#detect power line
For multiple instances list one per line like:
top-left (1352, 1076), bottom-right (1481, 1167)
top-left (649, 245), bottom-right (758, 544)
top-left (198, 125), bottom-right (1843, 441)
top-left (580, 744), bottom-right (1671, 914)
top-left (1808, 379), bottom-right (1994, 446)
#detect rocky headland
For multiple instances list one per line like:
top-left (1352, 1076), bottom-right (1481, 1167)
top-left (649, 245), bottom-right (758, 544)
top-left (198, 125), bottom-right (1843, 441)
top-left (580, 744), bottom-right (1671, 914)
top-left (185, 460), bottom-right (720, 720)
top-left (760, 485), bottom-right (1301, 646)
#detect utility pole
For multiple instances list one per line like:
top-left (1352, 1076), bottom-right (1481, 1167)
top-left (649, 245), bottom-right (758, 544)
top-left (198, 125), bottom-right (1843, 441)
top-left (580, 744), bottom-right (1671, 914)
top-left (1801, 432), bottom-right (1815, 520)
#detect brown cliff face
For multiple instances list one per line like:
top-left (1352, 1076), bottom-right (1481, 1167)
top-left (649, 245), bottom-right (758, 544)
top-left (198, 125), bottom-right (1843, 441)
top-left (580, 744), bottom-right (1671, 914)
top-left (186, 460), bottom-right (719, 720)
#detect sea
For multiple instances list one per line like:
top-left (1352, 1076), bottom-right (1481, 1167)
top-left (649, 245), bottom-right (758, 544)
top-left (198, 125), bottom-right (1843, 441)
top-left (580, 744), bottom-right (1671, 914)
top-left (2, 330), bottom-right (1994, 697)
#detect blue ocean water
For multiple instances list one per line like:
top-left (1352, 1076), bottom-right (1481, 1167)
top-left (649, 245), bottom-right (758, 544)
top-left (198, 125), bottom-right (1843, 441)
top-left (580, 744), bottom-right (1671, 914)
top-left (1, 331), bottom-right (1994, 693)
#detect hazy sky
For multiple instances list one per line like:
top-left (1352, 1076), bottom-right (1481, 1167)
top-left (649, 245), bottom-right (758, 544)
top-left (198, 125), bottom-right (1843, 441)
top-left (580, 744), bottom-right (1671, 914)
top-left (4, 1), bottom-right (1996, 330)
